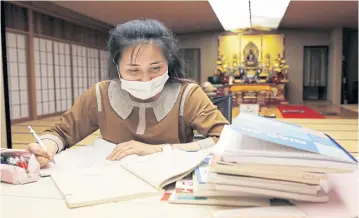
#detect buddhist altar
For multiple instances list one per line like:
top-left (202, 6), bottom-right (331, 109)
top-left (207, 33), bottom-right (289, 106)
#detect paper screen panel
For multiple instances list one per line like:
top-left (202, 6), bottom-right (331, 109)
top-left (6, 32), bottom-right (29, 120)
top-left (34, 37), bottom-right (56, 116)
top-left (100, 50), bottom-right (109, 80)
top-left (54, 42), bottom-right (72, 112)
top-left (71, 45), bottom-right (88, 100)
top-left (87, 47), bottom-right (100, 86)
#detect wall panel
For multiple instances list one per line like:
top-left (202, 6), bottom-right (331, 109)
top-left (87, 47), bottom-right (99, 86)
top-left (71, 44), bottom-right (88, 99)
top-left (6, 32), bottom-right (29, 120)
top-left (54, 41), bottom-right (72, 112)
top-left (34, 37), bottom-right (56, 116)
top-left (100, 50), bottom-right (109, 80)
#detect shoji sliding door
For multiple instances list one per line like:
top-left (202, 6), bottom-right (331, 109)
top-left (53, 41), bottom-right (72, 113)
top-left (100, 50), bottom-right (110, 80)
top-left (34, 37), bottom-right (56, 116)
top-left (71, 45), bottom-right (88, 100)
top-left (87, 47), bottom-right (100, 86)
top-left (6, 32), bottom-right (29, 121)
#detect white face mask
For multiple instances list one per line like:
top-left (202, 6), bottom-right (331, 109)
top-left (119, 71), bottom-right (169, 100)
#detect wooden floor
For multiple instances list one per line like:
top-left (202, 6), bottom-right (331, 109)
top-left (10, 105), bottom-right (358, 158)
top-left (341, 104), bottom-right (358, 113)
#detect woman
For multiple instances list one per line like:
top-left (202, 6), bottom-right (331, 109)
top-left (28, 19), bottom-right (229, 168)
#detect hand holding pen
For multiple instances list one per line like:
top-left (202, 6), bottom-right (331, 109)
top-left (27, 126), bottom-right (56, 167)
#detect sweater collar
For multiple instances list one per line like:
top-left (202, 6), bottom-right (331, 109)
top-left (108, 79), bottom-right (181, 122)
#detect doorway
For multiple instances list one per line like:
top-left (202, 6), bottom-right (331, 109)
top-left (342, 28), bottom-right (358, 104)
top-left (302, 46), bottom-right (329, 100)
top-left (179, 48), bottom-right (201, 83)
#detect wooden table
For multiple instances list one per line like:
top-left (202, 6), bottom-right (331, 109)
top-left (4, 118), bottom-right (358, 218)
top-left (0, 177), bottom-right (303, 218)
top-left (1, 170), bottom-right (357, 218)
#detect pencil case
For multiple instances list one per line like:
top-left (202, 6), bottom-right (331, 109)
top-left (0, 149), bottom-right (40, 185)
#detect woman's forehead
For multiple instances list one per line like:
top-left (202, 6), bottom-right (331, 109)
top-left (121, 43), bottom-right (165, 65)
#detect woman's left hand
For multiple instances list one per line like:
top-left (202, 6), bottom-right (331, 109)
top-left (106, 140), bottom-right (161, 161)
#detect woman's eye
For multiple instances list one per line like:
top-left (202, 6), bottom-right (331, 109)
top-left (151, 66), bottom-right (161, 71)
top-left (128, 69), bottom-right (139, 74)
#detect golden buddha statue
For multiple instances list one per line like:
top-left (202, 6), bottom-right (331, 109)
top-left (243, 49), bottom-right (259, 82)
top-left (245, 49), bottom-right (258, 67)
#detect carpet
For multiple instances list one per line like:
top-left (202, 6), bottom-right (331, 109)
top-left (277, 105), bottom-right (325, 119)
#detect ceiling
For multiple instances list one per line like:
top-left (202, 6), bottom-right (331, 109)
top-left (280, 1), bottom-right (358, 29)
top-left (53, 1), bottom-right (223, 34)
top-left (53, 1), bottom-right (358, 34)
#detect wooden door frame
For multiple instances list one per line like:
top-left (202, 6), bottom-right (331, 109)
top-left (302, 45), bottom-right (329, 101)
top-left (180, 48), bottom-right (201, 83)
top-left (1, 1), bottom-right (13, 148)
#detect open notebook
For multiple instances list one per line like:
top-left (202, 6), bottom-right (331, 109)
top-left (51, 165), bottom-right (161, 208)
top-left (40, 137), bottom-right (119, 176)
top-left (49, 138), bottom-right (209, 208)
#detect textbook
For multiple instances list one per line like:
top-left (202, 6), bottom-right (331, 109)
top-left (50, 138), bottom-right (209, 208)
top-left (193, 158), bottom-right (329, 202)
top-left (212, 172), bottom-right (358, 218)
top-left (195, 163), bottom-right (329, 203)
top-left (168, 178), bottom-right (271, 207)
top-left (193, 172), bottom-right (265, 197)
top-left (195, 160), bottom-right (322, 196)
top-left (202, 114), bottom-right (358, 204)
top-left (215, 184), bottom-right (329, 202)
top-left (215, 114), bottom-right (358, 172)
top-left (190, 158), bottom-right (262, 197)
top-left (209, 156), bottom-right (327, 185)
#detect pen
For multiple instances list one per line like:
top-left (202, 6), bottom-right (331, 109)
top-left (28, 126), bottom-right (56, 164)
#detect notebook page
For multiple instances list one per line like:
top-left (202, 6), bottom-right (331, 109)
top-left (121, 149), bottom-right (209, 189)
top-left (40, 138), bottom-right (136, 176)
top-left (51, 164), bottom-right (161, 208)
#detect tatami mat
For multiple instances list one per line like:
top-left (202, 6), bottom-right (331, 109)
top-left (10, 111), bottom-right (358, 157)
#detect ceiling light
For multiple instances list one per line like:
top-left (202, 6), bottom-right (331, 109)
top-left (208, 0), bottom-right (291, 30)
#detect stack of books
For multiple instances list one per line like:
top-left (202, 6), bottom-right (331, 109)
top-left (168, 114), bottom-right (358, 207)
top-left (167, 156), bottom-right (271, 207)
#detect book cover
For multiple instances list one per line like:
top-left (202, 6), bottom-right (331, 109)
top-left (229, 114), bottom-right (357, 163)
top-left (170, 180), bottom-right (271, 207)
top-left (175, 179), bottom-right (194, 195)
top-left (194, 155), bottom-right (212, 185)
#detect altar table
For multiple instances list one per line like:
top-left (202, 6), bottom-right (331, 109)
top-left (215, 83), bottom-right (288, 106)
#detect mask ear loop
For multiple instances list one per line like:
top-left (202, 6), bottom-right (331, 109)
top-left (113, 60), bottom-right (120, 79)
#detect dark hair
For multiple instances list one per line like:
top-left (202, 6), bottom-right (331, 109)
top-left (107, 18), bottom-right (191, 83)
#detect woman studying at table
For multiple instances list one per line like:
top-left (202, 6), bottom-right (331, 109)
top-left (27, 19), bottom-right (229, 168)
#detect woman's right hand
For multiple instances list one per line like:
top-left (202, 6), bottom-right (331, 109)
top-left (27, 141), bottom-right (56, 168)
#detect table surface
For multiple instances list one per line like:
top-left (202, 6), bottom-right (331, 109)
top-left (5, 118), bottom-right (358, 218)
top-left (0, 178), bottom-right (304, 218)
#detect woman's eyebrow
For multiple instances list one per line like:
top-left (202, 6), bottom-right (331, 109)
top-left (126, 63), bottom-right (140, 66)
top-left (126, 61), bottom-right (163, 66)
top-left (150, 61), bottom-right (163, 65)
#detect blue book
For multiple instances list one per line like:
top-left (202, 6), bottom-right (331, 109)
top-left (222, 114), bottom-right (357, 166)
top-left (194, 156), bottom-right (211, 185)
